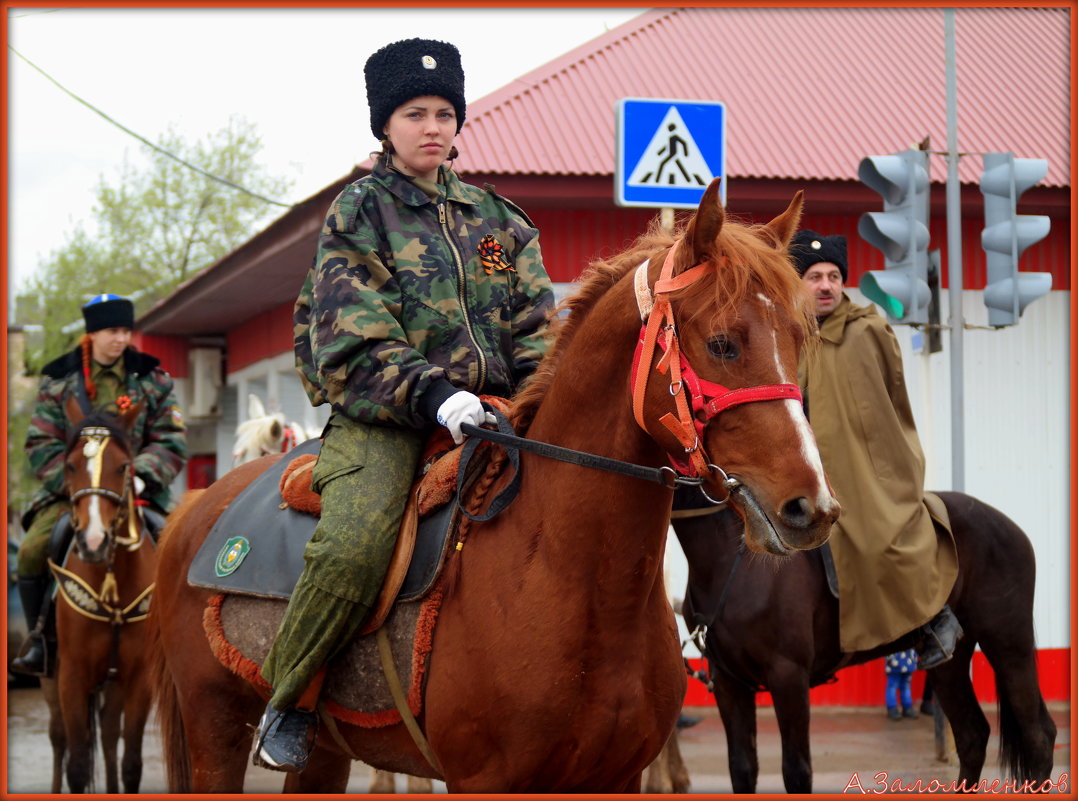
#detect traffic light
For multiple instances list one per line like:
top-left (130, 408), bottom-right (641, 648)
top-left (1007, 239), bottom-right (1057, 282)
top-left (978, 152), bottom-right (1052, 327)
top-left (857, 149), bottom-right (931, 325)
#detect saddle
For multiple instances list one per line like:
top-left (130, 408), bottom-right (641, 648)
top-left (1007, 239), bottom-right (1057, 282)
top-left (188, 399), bottom-right (512, 725)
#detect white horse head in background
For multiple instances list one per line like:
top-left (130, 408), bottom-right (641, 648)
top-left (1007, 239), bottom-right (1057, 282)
top-left (231, 393), bottom-right (312, 467)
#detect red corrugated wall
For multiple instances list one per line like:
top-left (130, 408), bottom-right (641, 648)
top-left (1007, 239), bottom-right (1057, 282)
top-left (228, 303), bottom-right (296, 372)
top-left (526, 206), bottom-right (1070, 291)
top-left (131, 333), bottom-right (189, 378)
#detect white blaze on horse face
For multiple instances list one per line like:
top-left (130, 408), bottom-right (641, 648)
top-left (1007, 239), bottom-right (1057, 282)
top-left (82, 437), bottom-right (109, 552)
top-left (755, 294), bottom-right (832, 510)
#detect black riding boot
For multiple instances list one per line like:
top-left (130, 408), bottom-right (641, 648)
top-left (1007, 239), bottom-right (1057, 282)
top-left (11, 575), bottom-right (53, 677)
top-left (917, 604), bottom-right (964, 670)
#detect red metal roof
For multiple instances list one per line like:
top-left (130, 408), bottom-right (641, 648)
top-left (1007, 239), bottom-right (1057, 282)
top-left (454, 7), bottom-right (1069, 188)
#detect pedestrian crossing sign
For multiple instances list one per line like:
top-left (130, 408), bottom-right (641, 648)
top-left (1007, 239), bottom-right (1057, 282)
top-left (615, 98), bottom-right (726, 208)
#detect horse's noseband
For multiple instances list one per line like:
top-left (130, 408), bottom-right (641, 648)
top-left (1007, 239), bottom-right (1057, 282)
top-left (68, 427), bottom-right (140, 549)
top-left (630, 242), bottom-right (803, 482)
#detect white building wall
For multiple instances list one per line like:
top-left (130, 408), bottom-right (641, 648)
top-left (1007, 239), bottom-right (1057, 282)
top-left (889, 288), bottom-right (1070, 651)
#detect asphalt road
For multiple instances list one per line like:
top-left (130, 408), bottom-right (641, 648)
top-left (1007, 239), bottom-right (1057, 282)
top-left (5, 684), bottom-right (1071, 794)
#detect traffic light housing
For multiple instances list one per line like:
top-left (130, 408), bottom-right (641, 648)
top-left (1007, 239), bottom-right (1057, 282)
top-left (857, 149), bottom-right (932, 325)
top-left (978, 152), bottom-right (1052, 327)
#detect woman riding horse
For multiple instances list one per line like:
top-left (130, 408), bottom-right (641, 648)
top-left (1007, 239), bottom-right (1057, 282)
top-left (253, 37), bottom-right (556, 771)
top-left (14, 293), bottom-right (187, 676)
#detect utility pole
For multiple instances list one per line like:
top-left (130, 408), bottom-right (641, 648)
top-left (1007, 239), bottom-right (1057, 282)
top-left (944, 8), bottom-right (965, 492)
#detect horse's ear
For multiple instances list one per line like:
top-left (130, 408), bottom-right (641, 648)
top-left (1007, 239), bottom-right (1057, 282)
top-left (761, 190), bottom-right (804, 249)
top-left (121, 400), bottom-right (145, 432)
top-left (683, 178), bottom-right (725, 267)
top-left (66, 394), bottom-right (85, 426)
top-left (248, 393), bottom-right (265, 420)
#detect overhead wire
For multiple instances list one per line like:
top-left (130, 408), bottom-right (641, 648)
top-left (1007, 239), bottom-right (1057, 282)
top-left (9, 44), bottom-right (296, 209)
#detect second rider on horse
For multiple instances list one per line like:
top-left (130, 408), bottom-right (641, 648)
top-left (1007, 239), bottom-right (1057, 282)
top-left (13, 293), bottom-right (188, 677)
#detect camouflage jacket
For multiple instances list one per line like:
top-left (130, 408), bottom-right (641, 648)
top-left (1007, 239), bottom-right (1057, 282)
top-left (23, 345), bottom-right (188, 525)
top-left (294, 157), bottom-right (555, 429)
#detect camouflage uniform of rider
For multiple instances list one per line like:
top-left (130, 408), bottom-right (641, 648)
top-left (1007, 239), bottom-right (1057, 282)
top-left (255, 39), bottom-right (554, 768)
top-left (13, 294), bottom-right (187, 676)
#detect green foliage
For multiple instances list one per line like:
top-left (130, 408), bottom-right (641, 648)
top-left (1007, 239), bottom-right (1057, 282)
top-left (17, 116), bottom-right (292, 371)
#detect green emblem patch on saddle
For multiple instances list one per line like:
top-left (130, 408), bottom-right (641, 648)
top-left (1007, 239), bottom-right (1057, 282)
top-left (214, 537), bottom-right (250, 577)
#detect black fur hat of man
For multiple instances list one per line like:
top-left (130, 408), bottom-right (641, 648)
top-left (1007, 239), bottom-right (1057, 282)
top-left (365, 38), bottom-right (466, 141)
top-left (789, 230), bottom-right (849, 283)
top-left (82, 293), bottom-right (135, 333)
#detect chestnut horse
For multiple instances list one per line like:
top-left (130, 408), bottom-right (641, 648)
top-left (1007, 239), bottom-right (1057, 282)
top-left (42, 396), bottom-right (158, 792)
top-left (148, 180), bottom-right (839, 792)
top-left (673, 494), bottom-right (1057, 793)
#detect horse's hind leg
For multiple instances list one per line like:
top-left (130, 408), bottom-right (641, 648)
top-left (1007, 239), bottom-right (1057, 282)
top-left (928, 638), bottom-right (989, 789)
top-left (977, 620), bottom-right (1056, 782)
top-left (712, 672), bottom-right (759, 793)
top-left (182, 684), bottom-right (263, 793)
top-left (282, 746), bottom-right (352, 793)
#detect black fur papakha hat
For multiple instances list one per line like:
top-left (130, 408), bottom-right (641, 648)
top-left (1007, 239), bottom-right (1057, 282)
top-left (365, 38), bottom-right (466, 141)
top-left (82, 293), bottom-right (135, 333)
top-left (789, 230), bottom-right (849, 283)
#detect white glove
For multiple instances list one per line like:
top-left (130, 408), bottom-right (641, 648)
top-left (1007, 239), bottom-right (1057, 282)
top-left (133, 475), bottom-right (146, 497)
top-left (436, 391), bottom-right (495, 445)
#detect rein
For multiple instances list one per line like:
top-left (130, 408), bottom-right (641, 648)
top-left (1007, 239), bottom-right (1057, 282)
top-left (630, 242), bottom-right (802, 482)
top-left (455, 238), bottom-right (805, 516)
top-left (458, 408), bottom-right (739, 522)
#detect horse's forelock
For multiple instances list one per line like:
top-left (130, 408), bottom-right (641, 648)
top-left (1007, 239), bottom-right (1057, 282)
top-left (674, 217), bottom-right (815, 337)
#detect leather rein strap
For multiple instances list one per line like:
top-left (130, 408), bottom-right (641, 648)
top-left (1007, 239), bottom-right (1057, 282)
top-left (630, 242), bottom-right (802, 478)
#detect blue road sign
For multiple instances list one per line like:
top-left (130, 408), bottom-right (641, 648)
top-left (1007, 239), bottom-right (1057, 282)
top-left (615, 98), bottom-right (726, 209)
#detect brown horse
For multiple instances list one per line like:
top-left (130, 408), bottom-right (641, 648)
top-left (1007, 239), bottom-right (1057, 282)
top-left (148, 180), bottom-right (840, 792)
top-left (673, 494), bottom-right (1058, 793)
top-left (42, 396), bottom-right (158, 792)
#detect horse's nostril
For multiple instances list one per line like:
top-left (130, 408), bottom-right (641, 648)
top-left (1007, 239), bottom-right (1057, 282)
top-left (780, 497), bottom-right (812, 528)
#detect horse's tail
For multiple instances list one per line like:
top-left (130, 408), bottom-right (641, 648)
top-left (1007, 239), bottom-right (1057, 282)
top-left (998, 681), bottom-right (1055, 784)
top-left (148, 617), bottom-right (191, 791)
top-left (147, 493), bottom-right (201, 792)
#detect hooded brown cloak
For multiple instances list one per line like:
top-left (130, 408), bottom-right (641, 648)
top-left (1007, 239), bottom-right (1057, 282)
top-left (800, 295), bottom-right (957, 652)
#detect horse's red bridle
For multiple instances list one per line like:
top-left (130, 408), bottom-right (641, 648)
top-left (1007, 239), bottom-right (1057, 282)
top-left (630, 242), bottom-right (803, 478)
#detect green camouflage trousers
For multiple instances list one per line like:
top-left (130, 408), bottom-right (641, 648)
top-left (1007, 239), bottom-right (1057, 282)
top-left (17, 503), bottom-right (67, 576)
top-left (260, 414), bottom-right (424, 709)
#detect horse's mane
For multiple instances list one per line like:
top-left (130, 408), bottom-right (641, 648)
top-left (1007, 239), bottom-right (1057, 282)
top-left (511, 212), bottom-right (814, 435)
top-left (510, 217), bottom-right (677, 434)
top-left (67, 411), bottom-right (132, 453)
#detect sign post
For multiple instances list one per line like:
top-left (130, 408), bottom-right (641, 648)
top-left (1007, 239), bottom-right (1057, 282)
top-left (615, 98), bottom-right (726, 209)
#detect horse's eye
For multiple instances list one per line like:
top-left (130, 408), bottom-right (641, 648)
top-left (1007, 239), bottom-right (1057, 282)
top-left (707, 335), bottom-right (739, 360)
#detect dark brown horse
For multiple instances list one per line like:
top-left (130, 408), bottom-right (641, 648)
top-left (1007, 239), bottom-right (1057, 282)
top-left (147, 180), bottom-right (840, 792)
top-left (673, 492), bottom-right (1057, 793)
top-left (43, 396), bottom-right (158, 792)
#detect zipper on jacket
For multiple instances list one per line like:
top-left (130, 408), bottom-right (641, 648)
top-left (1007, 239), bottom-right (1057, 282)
top-left (438, 201), bottom-right (488, 391)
